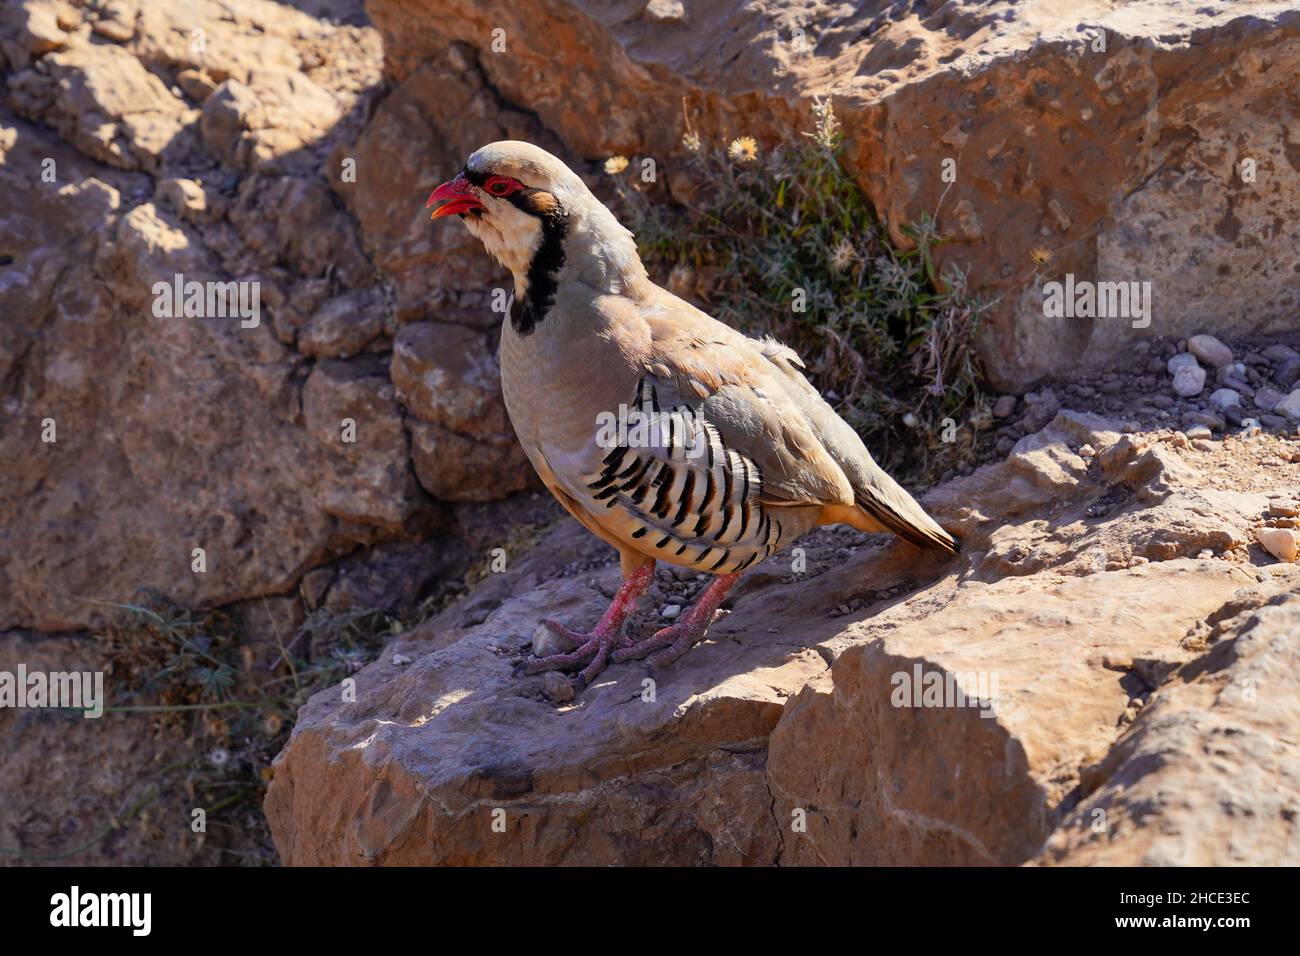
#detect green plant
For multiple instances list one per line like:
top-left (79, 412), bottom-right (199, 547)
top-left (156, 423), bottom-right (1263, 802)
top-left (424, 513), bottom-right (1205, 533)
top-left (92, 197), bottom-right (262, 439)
top-left (610, 99), bottom-right (991, 479)
top-left (92, 591), bottom-right (396, 864)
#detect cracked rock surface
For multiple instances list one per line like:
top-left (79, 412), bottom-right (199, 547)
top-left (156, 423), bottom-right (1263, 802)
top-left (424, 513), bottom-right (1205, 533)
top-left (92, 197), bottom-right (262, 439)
top-left (266, 411), bottom-right (1300, 865)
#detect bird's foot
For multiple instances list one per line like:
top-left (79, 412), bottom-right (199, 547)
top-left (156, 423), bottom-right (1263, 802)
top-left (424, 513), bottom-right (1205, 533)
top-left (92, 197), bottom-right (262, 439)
top-left (609, 609), bottom-right (723, 669)
top-left (517, 562), bottom-right (656, 688)
top-left (519, 618), bottom-right (626, 687)
top-left (610, 572), bottom-right (740, 671)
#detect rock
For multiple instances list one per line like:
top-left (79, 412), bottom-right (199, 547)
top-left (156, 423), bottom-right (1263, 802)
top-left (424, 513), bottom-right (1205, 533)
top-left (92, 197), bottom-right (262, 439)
top-left (992, 395), bottom-right (1017, 418)
top-left (540, 671), bottom-right (576, 703)
top-left (1216, 361), bottom-right (1248, 385)
top-left (8, 43), bottom-right (193, 171)
top-left (1186, 334), bottom-right (1233, 369)
top-left (1275, 390), bottom-right (1300, 422)
top-left (392, 322), bottom-right (538, 501)
top-left (302, 359), bottom-right (425, 529)
top-left (1172, 364), bottom-right (1206, 398)
top-left (409, 418), bottom-right (535, 503)
top-left (1183, 410), bottom-right (1225, 432)
top-left (1257, 528), bottom-right (1299, 563)
top-left (643, 0), bottom-right (687, 24)
top-left (358, 0), bottom-right (1300, 390)
top-left (1254, 387), bottom-right (1284, 412)
top-left (266, 410), bottom-right (1300, 865)
top-left (201, 71), bottom-right (341, 170)
top-left (1269, 500), bottom-right (1300, 518)
top-left (1262, 344), bottom-right (1299, 363)
top-left (297, 287), bottom-right (384, 358)
top-left (1276, 359), bottom-right (1300, 389)
top-left (531, 621), bottom-right (579, 658)
top-left (391, 323), bottom-right (509, 438)
top-left (1166, 353), bottom-right (1200, 374)
top-left (1040, 594), bottom-right (1300, 865)
top-left (1020, 389), bottom-right (1060, 434)
top-left (176, 67), bottom-right (218, 100)
top-left (91, 0), bottom-right (137, 42)
top-left (1208, 388), bottom-right (1241, 410)
top-left (661, 603), bottom-right (682, 619)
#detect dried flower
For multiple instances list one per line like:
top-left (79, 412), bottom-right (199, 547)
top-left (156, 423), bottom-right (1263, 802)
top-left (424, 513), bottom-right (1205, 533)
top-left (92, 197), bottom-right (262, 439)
top-left (604, 155), bottom-right (629, 175)
top-left (1029, 246), bottom-right (1054, 267)
top-left (681, 130), bottom-right (701, 153)
top-left (806, 97), bottom-right (841, 151)
top-left (728, 136), bottom-right (758, 163)
top-left (830, 237), bottom-right (856, 272)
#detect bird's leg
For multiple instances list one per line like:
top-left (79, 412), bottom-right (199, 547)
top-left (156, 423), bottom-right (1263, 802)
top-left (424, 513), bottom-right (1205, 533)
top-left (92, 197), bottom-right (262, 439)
top-left (521, 561), bottom-right (655, 684)
top-left (611, 573), bottom-right (740, 670)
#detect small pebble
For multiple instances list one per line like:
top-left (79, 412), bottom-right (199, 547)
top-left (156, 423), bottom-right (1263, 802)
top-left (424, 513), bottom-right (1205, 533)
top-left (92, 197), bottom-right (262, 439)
top-left (661, 604), bottom-right (682, 620)
top-left (1184, 425), bottom-right (1212, 440)
top-left (1256, 528), bottom-right (1299, 563)
top-left (1187, 333), bottom-right (1233, 368)
top-left (532, 622), bottom-right (579, 658)
top-left (992, 395), bottom-right (1017, 418)
top-left (1172, 364), bottom-right (1206, 397)
top-left (1274, 389), bottom-right (1300, 421)
top-left (1254, 388), bottom-right (1284, 412)
top-left (540, 671), bottom-right (575, 703)
top-left (1276, 359), bottom-right (1300, 388)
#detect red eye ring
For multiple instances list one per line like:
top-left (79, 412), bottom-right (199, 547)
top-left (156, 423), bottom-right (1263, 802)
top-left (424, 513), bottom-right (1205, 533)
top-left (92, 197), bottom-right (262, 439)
top-left (484, 175), bottom-right (520, 196)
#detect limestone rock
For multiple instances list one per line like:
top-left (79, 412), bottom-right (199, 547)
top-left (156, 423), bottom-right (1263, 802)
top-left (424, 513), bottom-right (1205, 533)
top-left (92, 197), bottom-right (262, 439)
top-left (8, 43), bottom-right (193, 171)
top-left (1172, 364), bottom-right (1206, 398)
top-left (362, 0), bottom-right (1300, 390)
top-left (1257, 528), bottom-right (1299, 563)
top-left (266, 410), bottom-right (1300, 865)
top-left (1187, 334), bottom-right (1234, 369)
top-left (1039, 593), bottom-right (1300, 865)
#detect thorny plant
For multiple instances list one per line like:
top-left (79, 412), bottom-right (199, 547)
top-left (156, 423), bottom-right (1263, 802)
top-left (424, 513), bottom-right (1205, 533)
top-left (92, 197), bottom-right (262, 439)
top-left (611, 98), bottom-right (991, 480)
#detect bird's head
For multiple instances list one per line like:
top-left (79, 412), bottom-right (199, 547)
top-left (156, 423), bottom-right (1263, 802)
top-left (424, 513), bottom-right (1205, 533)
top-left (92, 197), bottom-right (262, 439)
top-left (427, 141), bottom-right (645, 299)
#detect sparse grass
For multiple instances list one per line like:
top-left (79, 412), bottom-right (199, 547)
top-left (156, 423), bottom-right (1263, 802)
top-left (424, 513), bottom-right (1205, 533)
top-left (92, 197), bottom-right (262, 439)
top-left (98, 590), bottom-right (396, 865)
top-left (610, 99), bottom-right (992, 480)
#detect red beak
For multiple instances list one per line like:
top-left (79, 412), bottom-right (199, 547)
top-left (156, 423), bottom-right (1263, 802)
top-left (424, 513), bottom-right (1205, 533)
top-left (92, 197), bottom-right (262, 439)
top-left (427, 173), bottom-right (484, 219)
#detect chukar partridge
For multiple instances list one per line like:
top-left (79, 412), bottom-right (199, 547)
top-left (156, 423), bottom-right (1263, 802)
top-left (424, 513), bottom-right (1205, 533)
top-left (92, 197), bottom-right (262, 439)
top-left (428, 141), bottom-right (958, 687)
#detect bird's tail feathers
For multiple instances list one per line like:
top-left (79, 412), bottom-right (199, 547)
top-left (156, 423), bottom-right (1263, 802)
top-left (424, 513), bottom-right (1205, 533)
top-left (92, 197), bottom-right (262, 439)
top-left (854, 481), bottom-right (959, 556)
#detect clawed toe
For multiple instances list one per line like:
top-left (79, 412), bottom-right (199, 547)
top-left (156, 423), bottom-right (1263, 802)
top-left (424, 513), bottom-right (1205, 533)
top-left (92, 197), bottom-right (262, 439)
top-left (520, 635), bottom-right (600, 675)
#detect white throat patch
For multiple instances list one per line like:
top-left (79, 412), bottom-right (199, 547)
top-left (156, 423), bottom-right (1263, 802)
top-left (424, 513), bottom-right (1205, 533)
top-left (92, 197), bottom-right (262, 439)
top-left (461, 197), bottom-right (545, 281)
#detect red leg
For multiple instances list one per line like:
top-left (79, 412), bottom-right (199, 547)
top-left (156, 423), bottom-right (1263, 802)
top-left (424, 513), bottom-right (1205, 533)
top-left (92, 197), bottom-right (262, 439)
top-left (520, 562), bottom-right (655, 686)
top-left (611, 573), bottom-right (740, 670)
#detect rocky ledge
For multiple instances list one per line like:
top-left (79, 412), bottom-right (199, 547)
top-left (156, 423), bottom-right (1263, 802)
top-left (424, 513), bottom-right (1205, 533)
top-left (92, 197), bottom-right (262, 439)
top-left (266, 411), bottom-right (1300, 865)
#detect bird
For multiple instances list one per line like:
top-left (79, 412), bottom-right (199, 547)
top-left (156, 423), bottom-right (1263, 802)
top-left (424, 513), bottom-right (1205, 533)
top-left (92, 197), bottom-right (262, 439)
top-left (427, 141), bottom-right (958, 688)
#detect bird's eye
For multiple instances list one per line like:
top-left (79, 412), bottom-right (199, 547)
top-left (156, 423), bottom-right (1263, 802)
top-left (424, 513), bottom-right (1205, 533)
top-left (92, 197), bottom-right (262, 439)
top-left (486, 177), bottom-right (516, 196)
